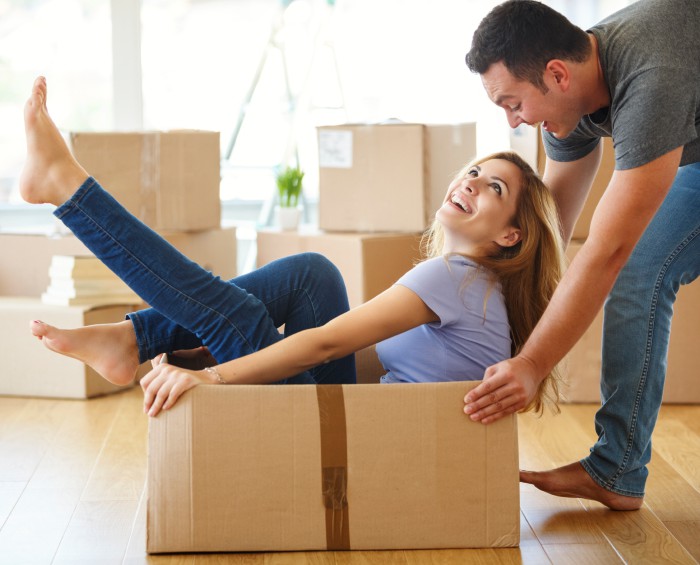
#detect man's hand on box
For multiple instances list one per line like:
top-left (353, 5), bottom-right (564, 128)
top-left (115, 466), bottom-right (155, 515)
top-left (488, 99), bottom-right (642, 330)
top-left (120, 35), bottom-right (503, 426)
top-left (463, 356), bottom-right (540, 424)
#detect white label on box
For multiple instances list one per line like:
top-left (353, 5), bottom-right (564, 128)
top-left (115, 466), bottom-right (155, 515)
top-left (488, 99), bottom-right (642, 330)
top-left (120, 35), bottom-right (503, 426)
top-left (318, 130), bottom-right (353, 168)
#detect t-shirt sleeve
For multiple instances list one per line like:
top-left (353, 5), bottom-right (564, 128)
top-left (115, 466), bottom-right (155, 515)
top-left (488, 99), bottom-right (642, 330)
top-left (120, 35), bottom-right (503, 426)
top-left (394, 258), bottom-right (464, 327)
top-left (542, 128), bottom-right (601, 163)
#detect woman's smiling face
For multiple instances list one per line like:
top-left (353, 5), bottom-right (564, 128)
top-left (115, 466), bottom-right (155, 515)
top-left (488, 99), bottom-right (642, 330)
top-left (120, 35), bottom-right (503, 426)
top-left (436, 158), bottom-right (523, 256)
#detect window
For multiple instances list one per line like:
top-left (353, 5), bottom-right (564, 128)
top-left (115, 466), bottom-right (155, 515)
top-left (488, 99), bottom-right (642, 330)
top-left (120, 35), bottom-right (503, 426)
top-left (0, 0), bottom-right (112, 207)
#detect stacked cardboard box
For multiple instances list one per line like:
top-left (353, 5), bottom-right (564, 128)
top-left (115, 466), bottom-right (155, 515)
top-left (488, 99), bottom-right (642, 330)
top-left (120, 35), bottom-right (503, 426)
top-left (147, 381), bottom-right (519, 553)
top-left (0, 229), bottom-right (237, 298)
top-left (317, 122), bottom-right (478, 233)
top-left (0, 298), bottom-right (140, 398)
top-left (257, 227), bottom-right (422, 309)
top-left (68, 130), bottom-right (221, 232)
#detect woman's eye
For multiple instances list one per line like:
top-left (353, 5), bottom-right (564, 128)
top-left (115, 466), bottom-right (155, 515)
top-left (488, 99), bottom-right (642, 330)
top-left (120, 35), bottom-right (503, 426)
top-left (467, 168), bottom-right (478, 177)
top-left (490, 183), bottom-right (502, 195)
top-left (509, 104), bottom-right (521, 112)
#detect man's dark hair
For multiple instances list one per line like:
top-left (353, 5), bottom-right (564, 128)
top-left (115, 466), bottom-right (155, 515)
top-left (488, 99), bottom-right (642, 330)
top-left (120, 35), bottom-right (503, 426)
top-left (466, 0), bottom-right (590, 91)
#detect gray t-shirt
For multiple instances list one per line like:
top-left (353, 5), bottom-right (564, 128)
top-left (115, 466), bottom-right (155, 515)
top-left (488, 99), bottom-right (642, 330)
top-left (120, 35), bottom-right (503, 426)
top-left (543, 0), bottom-right (700, 170)
top-left (376, 255), bottom-right (511, 383)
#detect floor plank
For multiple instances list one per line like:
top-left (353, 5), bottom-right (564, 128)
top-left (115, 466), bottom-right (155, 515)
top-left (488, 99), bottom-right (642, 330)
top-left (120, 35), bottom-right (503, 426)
top-left (0, 398), bottom-right (73, 482)
top-left (650, 419), bottom-right (700, 492)
top-left (0, 485), bottom-right (85, 565)
top-left (0, 481), bottom-right (24, 528)
top-left (579, 505), bottom-right (696, 564)
top-left (81, 388), bottom-right (148, 502)
top-left (53, 498), bottom-right (141, 564)
top-left (542, 543), bottom-right (622, 564)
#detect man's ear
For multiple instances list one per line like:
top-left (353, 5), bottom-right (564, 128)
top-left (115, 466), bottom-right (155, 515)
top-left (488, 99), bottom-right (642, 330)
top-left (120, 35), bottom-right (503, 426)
top-left (497, 227), bottom-right (522, 248)
top-left (545, 59), bottom-right (570, 91)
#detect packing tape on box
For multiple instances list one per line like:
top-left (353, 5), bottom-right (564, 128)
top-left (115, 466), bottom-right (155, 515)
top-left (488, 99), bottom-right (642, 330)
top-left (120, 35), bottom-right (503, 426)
top-left (316, 385), bottom-right (350, 550)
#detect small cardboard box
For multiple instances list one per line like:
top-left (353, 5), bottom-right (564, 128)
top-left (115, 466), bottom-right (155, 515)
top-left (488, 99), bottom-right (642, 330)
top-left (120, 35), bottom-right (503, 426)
top-left (562, 240), bottom-right (700, 403)
top-left (509, 125), bottom-right (615, 240)
top-left (0, 297), bottom-right (140, 398)
top-left (256, 227), bottom-right (422, 308)
top-left (0, 227), bottom-right (237, 298)
top-left (318, 123), bottom-right (477, 232)
top-left (68, 130), bottom-right (221, 232)
top-left (147, 382), bottom-right (519, 553)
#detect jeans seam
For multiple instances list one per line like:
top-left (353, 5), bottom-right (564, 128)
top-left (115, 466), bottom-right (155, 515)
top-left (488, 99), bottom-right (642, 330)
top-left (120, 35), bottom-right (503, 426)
top-left (580, 459), bottom-right (643, 498)
top-left (606, 226), bottom-right (700, 490)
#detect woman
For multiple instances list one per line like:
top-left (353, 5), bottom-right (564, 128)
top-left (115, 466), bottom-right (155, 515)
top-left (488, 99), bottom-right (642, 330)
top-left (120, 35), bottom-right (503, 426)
top-left (22, 76), bottom-right (564, 417)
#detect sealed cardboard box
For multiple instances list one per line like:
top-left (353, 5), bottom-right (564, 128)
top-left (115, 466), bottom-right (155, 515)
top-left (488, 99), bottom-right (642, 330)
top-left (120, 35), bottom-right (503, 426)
top-left (318, 123), bottom-right (477, 232)
top-left (147, 382), bottom-right (519, 553)
top-left (562, 240), bottom-right (700, 403)
top-left (0, 227), bottom-right (237, 298)
top-left (509, 125), bottom-right (615, 240)
top-left (0, 297), bottom-right (140, 398)
top-left (68, 130), bottom-right (221, 232)
top-left (256, 227), bottom-right (422, 308)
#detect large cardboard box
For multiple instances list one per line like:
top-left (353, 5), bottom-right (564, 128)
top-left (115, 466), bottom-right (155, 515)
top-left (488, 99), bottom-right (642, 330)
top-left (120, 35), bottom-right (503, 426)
top-left (0, 297), bottom-right (140, 398)
top-left (256, 227), bottom-right (422, 308)
top-left (147, 382), bottom-right (519, 553)
top-left (562, 240), bottom-right (700, 403)
top-left (0, 227), bottom-right (237, 298)
top-left (68, 131), bottom-right (221, 232)
top-left (509, 125), bottom-right (615, 240)
top-left (318, 123), bottom-right (477, 232)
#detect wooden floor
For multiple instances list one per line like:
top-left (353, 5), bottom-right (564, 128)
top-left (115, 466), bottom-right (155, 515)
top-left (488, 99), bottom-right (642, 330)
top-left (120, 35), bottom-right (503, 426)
top-left (0, 387), bottom-right (698, 565)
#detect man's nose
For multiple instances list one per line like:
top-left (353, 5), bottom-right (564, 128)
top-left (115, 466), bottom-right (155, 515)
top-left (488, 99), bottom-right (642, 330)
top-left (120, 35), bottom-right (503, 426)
top-left (506, 112), bottom-right (522, 128)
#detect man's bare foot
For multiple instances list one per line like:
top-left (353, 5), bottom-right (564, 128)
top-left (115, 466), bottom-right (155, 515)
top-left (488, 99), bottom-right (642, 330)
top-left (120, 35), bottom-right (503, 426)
top-left (20, 76), bottom-right (89, 206)
top-left (520, 462), bottom-right (644, 511)
top-left (30, 319), bottom-right (140, 387)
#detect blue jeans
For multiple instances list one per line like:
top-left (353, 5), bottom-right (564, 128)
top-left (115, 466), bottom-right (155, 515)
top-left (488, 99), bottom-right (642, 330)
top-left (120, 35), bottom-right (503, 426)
top-left (53, 177), bottom-right (356, 385)
top-left (581, 162), bottom-right (700, 497)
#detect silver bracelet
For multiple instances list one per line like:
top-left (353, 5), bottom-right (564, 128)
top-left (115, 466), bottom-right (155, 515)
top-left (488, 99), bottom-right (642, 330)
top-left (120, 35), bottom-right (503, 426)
top-left (204, 366), bottom-right (227, 384)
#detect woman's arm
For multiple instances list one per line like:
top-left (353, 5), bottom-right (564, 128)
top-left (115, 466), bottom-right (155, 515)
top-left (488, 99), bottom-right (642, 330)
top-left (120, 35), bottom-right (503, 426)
top-left (142, 284), bottom-right (438, 416)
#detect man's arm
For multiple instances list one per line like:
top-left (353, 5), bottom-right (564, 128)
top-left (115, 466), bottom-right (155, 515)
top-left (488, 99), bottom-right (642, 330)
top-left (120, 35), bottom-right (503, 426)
top-left (544, 142), bottom-right (603, 244)
top-left (464, 146), bottom-right (684, 423)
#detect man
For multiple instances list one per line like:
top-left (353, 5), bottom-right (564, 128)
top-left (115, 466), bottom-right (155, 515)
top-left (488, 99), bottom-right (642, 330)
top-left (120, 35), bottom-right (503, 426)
top-left (462, 0), bottom-right (700, 510)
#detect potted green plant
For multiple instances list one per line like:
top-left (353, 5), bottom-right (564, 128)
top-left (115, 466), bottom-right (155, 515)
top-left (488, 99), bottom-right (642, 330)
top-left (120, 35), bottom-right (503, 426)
top-left (275, 165), bottom-right (304, 230)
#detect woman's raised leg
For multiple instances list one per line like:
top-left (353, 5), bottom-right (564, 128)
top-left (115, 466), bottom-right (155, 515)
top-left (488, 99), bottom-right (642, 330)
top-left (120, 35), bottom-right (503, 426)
top-left (21, 76), bottom-right (313, 385)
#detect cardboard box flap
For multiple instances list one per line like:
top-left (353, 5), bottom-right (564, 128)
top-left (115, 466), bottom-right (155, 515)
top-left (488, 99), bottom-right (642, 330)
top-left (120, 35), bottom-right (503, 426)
top-left (147, 382), bottom-right (519, 553)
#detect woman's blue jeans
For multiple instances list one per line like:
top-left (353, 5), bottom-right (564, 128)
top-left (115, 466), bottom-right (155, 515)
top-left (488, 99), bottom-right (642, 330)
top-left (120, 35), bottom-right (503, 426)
top-left (53, 177), bottom-right (356, 385)
top-left (580, 161), bottom-right (700, 497)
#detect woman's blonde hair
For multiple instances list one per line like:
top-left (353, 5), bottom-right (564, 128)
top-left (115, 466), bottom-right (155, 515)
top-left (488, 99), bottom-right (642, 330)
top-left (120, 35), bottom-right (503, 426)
top-left (423, 151), bottom-right (565, 414)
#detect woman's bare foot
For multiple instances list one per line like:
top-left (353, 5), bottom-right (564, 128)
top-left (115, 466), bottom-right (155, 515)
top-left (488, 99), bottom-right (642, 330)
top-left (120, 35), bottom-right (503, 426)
top-left (520, 462), bottom-right (644, 511)
top-left (30, 319), bottom-right (140, 387)
top-left (20, 76), bottom-right (89, 206)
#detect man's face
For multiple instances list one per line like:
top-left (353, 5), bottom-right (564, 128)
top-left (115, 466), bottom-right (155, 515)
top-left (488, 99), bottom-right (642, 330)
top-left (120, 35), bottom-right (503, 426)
top-left (480, 61), bottom-right (581, 139)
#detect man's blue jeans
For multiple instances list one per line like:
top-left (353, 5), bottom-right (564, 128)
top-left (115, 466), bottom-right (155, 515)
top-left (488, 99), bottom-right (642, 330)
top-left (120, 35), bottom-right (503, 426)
top-left (581, 161), bottom-right (700, 497)
top-left (53, 177), bottom-right (356, 385)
